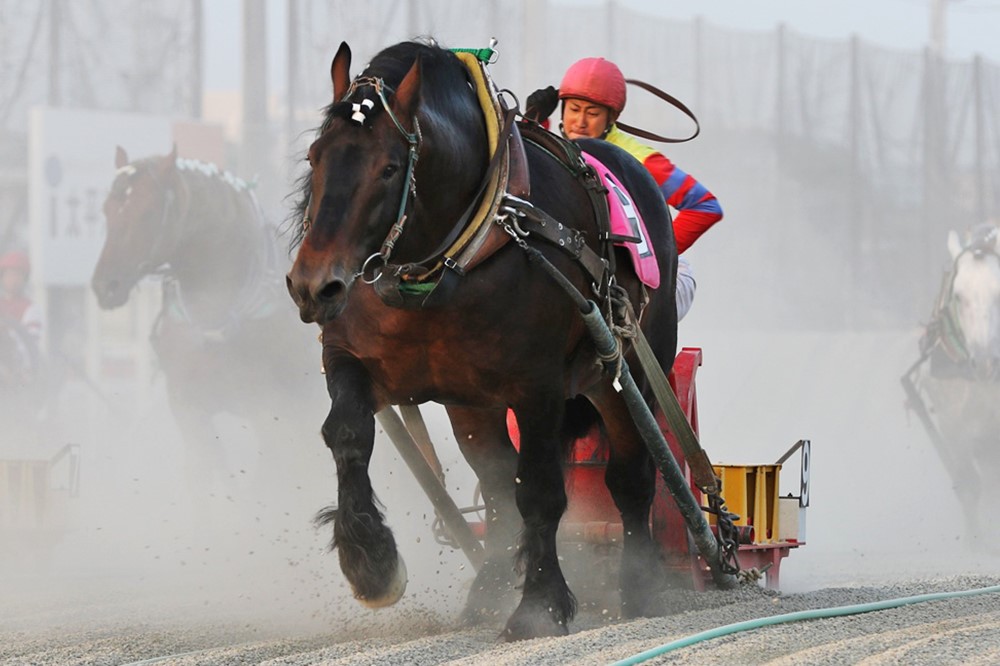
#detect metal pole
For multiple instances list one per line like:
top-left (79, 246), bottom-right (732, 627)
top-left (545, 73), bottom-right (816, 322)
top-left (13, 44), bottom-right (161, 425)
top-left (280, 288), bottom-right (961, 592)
top-left (693, 15), bottom-right (704, 119)
top-left (191, 0), bottom-right (203, 119)
top-left (48, 0), bottom-right (60, 106)
top-left (922, 46), bottom-right (945, 298)
top-left (849, 34), bottom-right (862, 327)
top-left (241, 0), bottom-right (269, 198)
top-left (287, 0), bottom-right (298, 144)
top-left (376, 407), bottom-right (485, 570)
top-left (973, 54), bottom-right (985, 224)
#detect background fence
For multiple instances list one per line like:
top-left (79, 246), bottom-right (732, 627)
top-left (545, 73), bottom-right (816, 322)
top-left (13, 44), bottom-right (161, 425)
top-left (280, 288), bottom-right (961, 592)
top-left (2, 0), bottom-right (999, 332)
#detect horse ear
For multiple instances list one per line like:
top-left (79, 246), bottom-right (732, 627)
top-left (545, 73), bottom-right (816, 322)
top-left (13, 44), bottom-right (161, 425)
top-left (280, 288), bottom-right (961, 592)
top-left (115, 146), bottom-right (129, 169)
top-left (331, 42), bottom-right (352, 100)
top-left (948, 230), bottom-right (963, 260)
top-left (392, 56), bottom-right (422, 127)
top-left (157, 143), bottom-right (178, 176)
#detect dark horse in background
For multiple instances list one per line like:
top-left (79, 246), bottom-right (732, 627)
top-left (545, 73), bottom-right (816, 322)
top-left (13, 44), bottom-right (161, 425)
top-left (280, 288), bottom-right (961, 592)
top-left (91, 147), bottom-right (324, 489)
top-left (286, 40), bottom-right (679, 640)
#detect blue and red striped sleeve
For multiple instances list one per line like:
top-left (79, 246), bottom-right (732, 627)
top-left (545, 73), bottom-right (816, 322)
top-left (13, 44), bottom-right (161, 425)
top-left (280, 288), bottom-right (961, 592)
top-left (641, 153), bottom-right (722, 254)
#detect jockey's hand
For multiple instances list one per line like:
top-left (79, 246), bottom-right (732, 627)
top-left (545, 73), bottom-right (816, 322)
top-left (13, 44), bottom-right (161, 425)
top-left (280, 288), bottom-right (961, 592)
top-left (525, 86), bottom-right (558, 123)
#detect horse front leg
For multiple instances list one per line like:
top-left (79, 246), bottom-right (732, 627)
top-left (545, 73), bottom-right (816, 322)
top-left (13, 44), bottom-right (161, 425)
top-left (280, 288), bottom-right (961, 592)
top-left (318, 355), bottom-right (406, 608)
top-left (502, 396), bottom-right (575, 640)
top-left (446, 405), bottom-right (522, 624)
top-left (167, 394), bottom-right (225, 495)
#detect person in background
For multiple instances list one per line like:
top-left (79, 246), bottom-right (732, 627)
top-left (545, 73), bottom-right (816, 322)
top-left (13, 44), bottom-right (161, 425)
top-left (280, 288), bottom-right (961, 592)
top-left (0, 250), bottom-right (44, 344)
top-left (525, 57), bottom-right (723, 320)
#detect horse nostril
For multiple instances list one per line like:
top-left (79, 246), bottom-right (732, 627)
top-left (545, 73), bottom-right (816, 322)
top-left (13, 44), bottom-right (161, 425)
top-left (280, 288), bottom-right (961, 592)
top-left (318, 278), bottom-right (347, 303)
top-left (285, 274), bottom-right (302, 305)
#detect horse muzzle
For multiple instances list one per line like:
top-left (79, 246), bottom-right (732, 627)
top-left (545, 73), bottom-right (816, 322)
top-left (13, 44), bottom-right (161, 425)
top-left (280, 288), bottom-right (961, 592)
top-left (285, 269), bottom-right (352, 325)
top-left (91, 276), bottom-right (131, 310)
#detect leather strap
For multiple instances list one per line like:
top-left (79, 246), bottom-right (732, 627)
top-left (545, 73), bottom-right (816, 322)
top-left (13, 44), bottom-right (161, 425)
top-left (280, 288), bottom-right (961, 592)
top-left (616, 78), bottom-right (701, 144)
top-left (631, 323), bottom-right (719, 494)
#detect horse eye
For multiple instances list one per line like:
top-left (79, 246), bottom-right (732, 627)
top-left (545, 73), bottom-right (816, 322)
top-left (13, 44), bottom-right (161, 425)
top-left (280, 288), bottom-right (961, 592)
top-left (381, 164), bottom-right (399, 180)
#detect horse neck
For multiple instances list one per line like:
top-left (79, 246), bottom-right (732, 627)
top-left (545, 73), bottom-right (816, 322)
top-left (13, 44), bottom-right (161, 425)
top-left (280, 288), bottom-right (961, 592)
top-left (402, 103), bottom-right (488, 257)
top-left (165, 168), bottom-right (269, 315)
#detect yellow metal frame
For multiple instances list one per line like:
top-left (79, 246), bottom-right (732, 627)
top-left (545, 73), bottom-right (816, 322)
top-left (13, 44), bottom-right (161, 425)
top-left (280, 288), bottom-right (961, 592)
top-left (710, 464), bottom-right (782, 543)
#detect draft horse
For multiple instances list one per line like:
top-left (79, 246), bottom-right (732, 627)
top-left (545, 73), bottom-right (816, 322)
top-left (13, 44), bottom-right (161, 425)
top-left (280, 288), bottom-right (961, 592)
top-left (91, 147), bottom-right (322, 487)
top-left (911, 223), bottom-right (1000, 549)
top-left (287, 40), bottom-right (678, 639)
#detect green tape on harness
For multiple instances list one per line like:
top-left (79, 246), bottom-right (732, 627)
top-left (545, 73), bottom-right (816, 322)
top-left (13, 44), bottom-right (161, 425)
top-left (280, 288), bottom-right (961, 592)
top-left (450, 47), bottom-right (496, 63)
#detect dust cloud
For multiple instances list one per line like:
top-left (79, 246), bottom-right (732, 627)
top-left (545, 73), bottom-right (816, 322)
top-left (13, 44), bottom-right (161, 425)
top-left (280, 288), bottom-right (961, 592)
top-left (3, 1), bottom-right (999, 649)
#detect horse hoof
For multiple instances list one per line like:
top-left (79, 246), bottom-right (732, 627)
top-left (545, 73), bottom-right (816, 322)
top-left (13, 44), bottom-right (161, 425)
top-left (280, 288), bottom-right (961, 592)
top-left (500, 601), bottom-right (571, 641)
top-left (357, 555), bottom-right (408, 608)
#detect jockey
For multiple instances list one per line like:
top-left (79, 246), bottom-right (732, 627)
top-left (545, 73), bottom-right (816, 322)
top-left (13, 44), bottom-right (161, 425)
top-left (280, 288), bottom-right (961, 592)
top-left (525, 57), bottom-right (723, 320)
top-left (0, 250), bottom-right (43, 344)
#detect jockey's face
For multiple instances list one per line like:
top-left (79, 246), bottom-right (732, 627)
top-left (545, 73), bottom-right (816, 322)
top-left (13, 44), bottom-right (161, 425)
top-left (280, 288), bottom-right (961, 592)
top-left (561, 98), bottom-right (614, 140)
top-left (0, 268), bottom-right (26, 297)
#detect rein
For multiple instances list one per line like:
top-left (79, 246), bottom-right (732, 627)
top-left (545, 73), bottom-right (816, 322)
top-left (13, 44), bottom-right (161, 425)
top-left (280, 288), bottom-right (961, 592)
top-left (616, 78), bottom-right (701, 144)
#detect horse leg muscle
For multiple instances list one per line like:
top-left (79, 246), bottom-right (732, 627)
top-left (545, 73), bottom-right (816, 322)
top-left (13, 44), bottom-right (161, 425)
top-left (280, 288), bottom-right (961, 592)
top-left (502, 397), bottom-right (575, 640)
top-left (320, 355), bottom-right (405, 608)
top-left (447, 405), bottom-right (521, 624)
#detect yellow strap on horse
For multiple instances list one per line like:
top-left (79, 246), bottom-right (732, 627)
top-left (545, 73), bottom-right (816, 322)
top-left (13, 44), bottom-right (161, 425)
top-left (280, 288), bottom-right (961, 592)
top-left (456, 51), bottom-right (499, 155)
top-left (434, 52), bottom-right (506, 270)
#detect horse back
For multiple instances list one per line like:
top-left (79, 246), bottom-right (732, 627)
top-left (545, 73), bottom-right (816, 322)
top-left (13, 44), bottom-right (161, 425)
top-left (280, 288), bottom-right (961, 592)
top-left (547, 137), bottom-right (679, 381)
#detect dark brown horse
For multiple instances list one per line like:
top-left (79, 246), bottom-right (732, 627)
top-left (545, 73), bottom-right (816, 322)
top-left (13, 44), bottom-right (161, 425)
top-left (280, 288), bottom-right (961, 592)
top-left (286, 40), bottom-right (678, 639)
top-left (92, 147), bottom-right (324, 488)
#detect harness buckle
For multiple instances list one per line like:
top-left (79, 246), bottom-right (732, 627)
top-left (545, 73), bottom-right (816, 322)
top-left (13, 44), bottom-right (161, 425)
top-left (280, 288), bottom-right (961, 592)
top-left (443, 256), bottom-right (465, 275)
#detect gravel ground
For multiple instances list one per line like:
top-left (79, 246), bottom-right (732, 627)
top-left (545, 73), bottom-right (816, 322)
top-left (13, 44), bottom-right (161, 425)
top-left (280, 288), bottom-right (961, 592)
top-left (3, 568), bottom-right (1000, 665)
top-left (5, 329), bottom-right (1000, 664)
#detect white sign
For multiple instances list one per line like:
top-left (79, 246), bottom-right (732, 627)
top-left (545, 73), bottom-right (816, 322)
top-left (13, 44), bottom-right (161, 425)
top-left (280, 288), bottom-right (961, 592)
top-left (28, 107), bottom-right (172, 286)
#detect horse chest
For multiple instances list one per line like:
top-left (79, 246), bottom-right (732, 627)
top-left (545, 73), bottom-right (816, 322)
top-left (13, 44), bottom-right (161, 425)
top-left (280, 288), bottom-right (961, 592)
top-left (323, 304), bottom-right (542, 404)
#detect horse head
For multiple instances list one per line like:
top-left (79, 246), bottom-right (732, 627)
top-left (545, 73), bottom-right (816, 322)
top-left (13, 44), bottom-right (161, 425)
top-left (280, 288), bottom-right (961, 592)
top-left (92, 145), bottom-right (181, 309)
top-left (947, 224), bottom-right (1000, 379)
top-left (286, 40), bottom-right (488, 324)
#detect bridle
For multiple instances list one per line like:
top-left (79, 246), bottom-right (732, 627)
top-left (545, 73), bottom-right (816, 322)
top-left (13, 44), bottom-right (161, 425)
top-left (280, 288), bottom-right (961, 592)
top-left (302, 76), bottom-right (423, 286)
top-left (115, 164), bottom-right (183, 277)
top-left (938, 228), bottom-right (1000, 369)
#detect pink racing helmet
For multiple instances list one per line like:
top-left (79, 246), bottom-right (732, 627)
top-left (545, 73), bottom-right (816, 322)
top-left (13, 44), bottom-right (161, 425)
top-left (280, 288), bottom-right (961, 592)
top-left (558, 57), bottom-right (627, 114)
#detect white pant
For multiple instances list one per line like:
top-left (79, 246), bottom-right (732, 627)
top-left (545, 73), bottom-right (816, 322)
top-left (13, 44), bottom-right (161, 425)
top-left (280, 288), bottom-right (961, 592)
top-left (676, 256), bottom-right (696, 321)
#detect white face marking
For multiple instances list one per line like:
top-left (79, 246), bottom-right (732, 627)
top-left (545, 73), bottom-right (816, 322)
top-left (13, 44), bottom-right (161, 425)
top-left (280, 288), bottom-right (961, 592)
top-left (952, 252), bottom-right (1000, 363)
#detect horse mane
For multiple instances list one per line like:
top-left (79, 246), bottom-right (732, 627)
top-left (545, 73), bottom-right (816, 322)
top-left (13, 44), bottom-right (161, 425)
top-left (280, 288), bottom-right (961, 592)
top-left (966, 223), bottom-right (999, 257)
top-left (284, 37), bottom-right (470, 251)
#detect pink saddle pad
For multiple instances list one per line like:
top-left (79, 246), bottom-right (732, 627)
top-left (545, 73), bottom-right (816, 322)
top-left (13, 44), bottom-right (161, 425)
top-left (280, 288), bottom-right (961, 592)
top-left (581, 151), bottom-right (660, 289)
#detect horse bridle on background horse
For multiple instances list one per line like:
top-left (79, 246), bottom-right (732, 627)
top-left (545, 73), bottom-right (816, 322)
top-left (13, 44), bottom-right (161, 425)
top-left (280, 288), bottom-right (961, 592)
top-left (925, 226), bottom-right (1000, 371)
top-left (114, 162), bottom-right (185, 278)
top-left (120, 160), bottom-right (277, 339)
